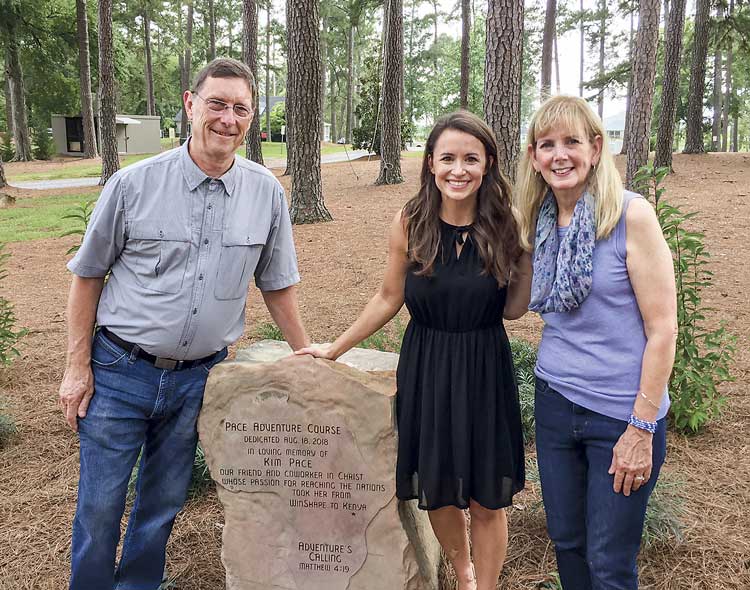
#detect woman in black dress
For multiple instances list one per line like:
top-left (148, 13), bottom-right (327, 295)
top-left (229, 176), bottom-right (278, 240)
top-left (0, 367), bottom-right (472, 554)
top-left (297, 111), bottom-right (530, 590)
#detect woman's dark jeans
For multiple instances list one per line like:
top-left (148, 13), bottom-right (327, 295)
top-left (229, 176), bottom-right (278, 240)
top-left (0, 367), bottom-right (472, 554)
top-left (535, 379), bottom-right (667, 590)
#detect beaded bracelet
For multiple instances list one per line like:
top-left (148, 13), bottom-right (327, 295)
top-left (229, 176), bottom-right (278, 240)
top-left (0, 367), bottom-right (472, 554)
top-left (628, 413), bottom-right (657, 434)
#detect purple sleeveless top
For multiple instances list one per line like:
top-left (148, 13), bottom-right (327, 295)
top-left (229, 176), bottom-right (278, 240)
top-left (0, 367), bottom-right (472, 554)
top-left (535, 191), bottom-right (670, 422)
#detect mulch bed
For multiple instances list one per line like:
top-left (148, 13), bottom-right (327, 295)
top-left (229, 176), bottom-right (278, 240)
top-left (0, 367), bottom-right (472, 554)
top-left (0, 153), bottom-right (748, 589)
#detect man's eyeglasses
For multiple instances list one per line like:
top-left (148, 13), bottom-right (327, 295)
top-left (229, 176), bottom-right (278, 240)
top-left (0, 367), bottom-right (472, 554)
top-left (193, 92), bottom-right (253, 119)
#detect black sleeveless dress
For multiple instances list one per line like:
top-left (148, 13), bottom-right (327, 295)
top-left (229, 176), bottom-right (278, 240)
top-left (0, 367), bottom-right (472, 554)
top-left (395, 220), bottom-right (525, 510)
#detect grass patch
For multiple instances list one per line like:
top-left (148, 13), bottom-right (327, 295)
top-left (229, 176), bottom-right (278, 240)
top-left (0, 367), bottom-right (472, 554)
top-left (360, 318), bottom-right (404, 353)
top-left (0, 411), bottom-right (17, 449)
top-left (642, 473), bottom-right (685, 549)
top-left (7, 154), bottom-right (154, 182)
top-left (127, 443), bottom-right (214, 502)
top-left (0, 192), bottom-right (99, 243)
top-left (254, 322), bottom-right (284, 341)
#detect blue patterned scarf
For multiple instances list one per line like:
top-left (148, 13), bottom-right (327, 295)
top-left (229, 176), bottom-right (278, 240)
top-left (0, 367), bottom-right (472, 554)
top-left (528, 190), bottom-right (596, 313)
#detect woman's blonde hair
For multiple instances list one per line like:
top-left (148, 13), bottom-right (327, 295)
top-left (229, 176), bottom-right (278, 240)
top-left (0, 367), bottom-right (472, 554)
top-left (514, 95), bottom-right (623, 251)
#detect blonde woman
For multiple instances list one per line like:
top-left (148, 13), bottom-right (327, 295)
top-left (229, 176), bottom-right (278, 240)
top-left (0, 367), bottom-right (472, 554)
top-left (514, 96), bottom-right (677, 590)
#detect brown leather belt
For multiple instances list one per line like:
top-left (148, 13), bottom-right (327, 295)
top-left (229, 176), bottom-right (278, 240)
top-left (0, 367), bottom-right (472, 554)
top-left (99, 327), bottom-right (222, 371)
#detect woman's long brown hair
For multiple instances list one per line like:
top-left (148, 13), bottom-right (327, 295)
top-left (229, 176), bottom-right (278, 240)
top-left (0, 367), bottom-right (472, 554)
top-left (403, 111), bottom-right (521, 285)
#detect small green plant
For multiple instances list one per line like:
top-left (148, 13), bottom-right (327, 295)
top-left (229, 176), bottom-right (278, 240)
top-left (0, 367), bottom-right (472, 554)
top-left (33, 127), bottom-right (54, 160)
top-left (0, 244), bottom-right (27, 365)
top-left (61, 199), bottom-right (97, 255)
top-left (254, 322), bottom-right (284, 341)
top-left (538, 571), bottom-right (563, 590)
top-left (0, 410), bottom-right (17, 449)
top-left (642, 472), bottom-right (685, 549)
top-left (510, 338), bottom-right (537, 443)
top-left (0, 136), bottom-right (14, 161)
top-left (634, 165), bottom-right (735, 433)
top-left (128, 443), bottom-right (214, 501)
top-left (360, 318), bottom-right (405, 352)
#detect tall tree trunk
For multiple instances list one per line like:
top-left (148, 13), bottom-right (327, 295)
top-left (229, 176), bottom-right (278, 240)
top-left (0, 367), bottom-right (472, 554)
top-left (711, 46), bottom-right (722, 151)
top-left (330, 67), bottom-right (337, 143)
top-left (654, 0), bottom-right (686, 171)
top-left (731, 113), bottom-right (738, 152)
top-left (208, 0), bottom-right (216, 60)
top-left (179, 1), bottom-right (194, 140)
top-left (266, 1), bottom-right (272, 142)
top-left (4, 21), bottom-right (32, 162)
top-left (541, 0), bottom-right (556, 98)
top-left (554, 29), bottom-right (561, 94)
top-left (76, 0), bottom-right (98, 158)
top-left (431, 0), bottom-right (439, 119)
top-left (3, 72), bottom-right (12, 138)
top-left (625, 0), bottom-right (661, 189)
top-left (98, 0), bottom-right (120, 184)
top-left (287, 0), bottom-right (331, 221)
top-left (578, 0), bottom-right (584, 97)
top-left (143, 8), bottom-right (156, 116)
top-left (0, 158), bottom-right (5, 188)
top-left (484, 0), bottom-right (523, 180)
top-left (597, 0), bottom-right (606, 118)
top-left (346, 23), bottom-right (355, 143)
top-left (721, 0), bottom-right (733, 152)
top-left (320, 10), bottom-right (328, 140)
top-left (683, 0), bottom-right (710, 153)
top-left (460, 0), bottom-right (470, 108)
top-left (376, 0), bottom-right (404, 185)
top-left (620, 8), bottom-right (635, 155)
top-left (243, 0), bottom-right (264, 164)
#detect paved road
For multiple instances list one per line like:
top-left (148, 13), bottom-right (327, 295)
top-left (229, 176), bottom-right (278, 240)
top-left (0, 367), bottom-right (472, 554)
top-left (9, 150), bottom-right (374, 191)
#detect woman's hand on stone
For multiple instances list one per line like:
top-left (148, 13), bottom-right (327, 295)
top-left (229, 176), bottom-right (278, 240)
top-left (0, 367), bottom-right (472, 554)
top-left (608, 425), bottom-right (653, 496)
top-left (294, 343), bottom-right (338, 360)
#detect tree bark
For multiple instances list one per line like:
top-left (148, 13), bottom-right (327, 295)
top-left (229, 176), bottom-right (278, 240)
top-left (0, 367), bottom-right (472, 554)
top-left (460, 0), bottom-right (470, 108)
top-left (330, 67), bottom-right (337, 143)
top-left (320, 10), bottom-right (328, 140)
top-left (578, 0), bottom-right (584, 97)
top-left (143, 7), bottom-right (157, 116)
top-left (731, 113), bottom-right (738, 152)
top-left (620, 8), bottom-right (635, 155)
top-left (541, 0), bottom-right (556, 98)
top-left (76, 0), bottom-right (98, 158)
top-left (209, 0), bottom-right (217, 60)
top-left (654, 0), bottom-right (686, 171)
top-left (4, 20), bottom-right (32, 162)
top-left (484, 0), bottom-right (523, 180)
top-left (3, 72), bottom-right (12, 138)
top-left (683, 0), bottom-right (710, 153)
top-left (346, 23), bottom-right (355, 142)
top-left (179, 0), bottom-right (194, 140)
top-left (554, 29), bottom-right (561, 94)
top-left (625, 0), bottom-right (661, 190)
top-left (376, 0), bottom-right (404, 185)
top-left (596, 0), bottom-right (606, 118)
top-left (243, 0), bottom-right (264, 164)
top-left (721, 0), bottom-right (733, 152)
top-left (287, 0), bottom-right (331, 222)
top-left (0, 157), bottom-right (5, 188)
top-left (711, 44), bottom-right (722, 151)
top-left (98, 0), bottom-right (120, 184)
top-left (266, 1), bottom-right (272, 142)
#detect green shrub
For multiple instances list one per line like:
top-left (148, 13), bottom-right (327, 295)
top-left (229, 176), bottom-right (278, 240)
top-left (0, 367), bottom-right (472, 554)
top-left (61, 199), bottom-right (97, 255)
top-left (33, 127), bottom-right (55, 160)
top-left (0, 136), bottom-right (14, 161)
top-left (0, 410), bottom-right (17, 448)
top-left (360, 318), bottom-right (404, 353)
top-left (510, 338), bottom-right (537, 443)
top-left (642, 472), bottom-right (685, 549)
top-left (634, 166), bottom-right (735, 433)
top-left (254, 322), bottom-right (283, 341)
top-left (0, 244), bottom-right (27, 365)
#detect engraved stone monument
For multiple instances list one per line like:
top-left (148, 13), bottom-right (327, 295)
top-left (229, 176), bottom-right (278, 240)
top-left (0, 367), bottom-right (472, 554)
top-left (198, 345), bottom-right (440, 590)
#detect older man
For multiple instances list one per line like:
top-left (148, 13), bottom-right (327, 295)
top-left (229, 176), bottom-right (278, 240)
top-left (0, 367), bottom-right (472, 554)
top-left (59, 58), bottom-right (308, 590)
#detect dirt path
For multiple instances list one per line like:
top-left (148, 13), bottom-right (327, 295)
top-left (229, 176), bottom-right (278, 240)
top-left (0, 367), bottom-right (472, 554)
top-left (0, 153), bottom-right (748, 589)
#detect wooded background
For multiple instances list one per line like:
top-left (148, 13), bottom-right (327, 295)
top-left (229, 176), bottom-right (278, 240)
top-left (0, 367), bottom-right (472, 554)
top-left (0, 0), bottom-right (748, 221)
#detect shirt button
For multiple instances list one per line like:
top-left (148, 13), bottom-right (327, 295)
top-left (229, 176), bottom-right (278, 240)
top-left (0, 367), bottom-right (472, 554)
top-left (159, 230), bottom-right (164, 237)
top-left (207, 203), bottom-right (213, 210)
top-left (182, 341), bottom-right (188, 347)
top-left (204, 238), bottom-right (209, 245)
top-left (198, 274), bottom-right (204, 280)
top-left (192, 308), bottom-right (198, 315)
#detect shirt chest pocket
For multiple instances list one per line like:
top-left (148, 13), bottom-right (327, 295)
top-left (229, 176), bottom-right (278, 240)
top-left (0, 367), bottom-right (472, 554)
top-left (129, 222), bottom-right (191, 295)
top-left (215, 229), bottom-right (266, 300)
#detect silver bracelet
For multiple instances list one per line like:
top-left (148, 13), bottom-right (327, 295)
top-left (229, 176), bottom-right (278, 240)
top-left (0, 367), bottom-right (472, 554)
top-left (639, 391), bottom-right (661, 410)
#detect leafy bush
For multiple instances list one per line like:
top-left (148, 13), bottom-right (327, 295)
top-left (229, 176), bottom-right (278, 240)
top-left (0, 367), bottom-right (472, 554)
top-left (510, 338), bottom-right (537, 443)
top-left (0, 244), bottom-right (27, 365)
top-left (61, 199), bottom-right (96, 255)
top-left (33, 127), bottom-right (55, 160)
top-left (0, 410), bottom-right (17, 449)
top-left (634, 166), bottom-right (735, 433)
top-left (254, 322), bottom-right (283, 341)
top-left (0, 135), bottom-right (14, 161)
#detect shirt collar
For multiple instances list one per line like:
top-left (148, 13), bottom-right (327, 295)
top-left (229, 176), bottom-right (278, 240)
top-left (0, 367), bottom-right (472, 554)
top-left (180, 137), bottom-right (238, 197)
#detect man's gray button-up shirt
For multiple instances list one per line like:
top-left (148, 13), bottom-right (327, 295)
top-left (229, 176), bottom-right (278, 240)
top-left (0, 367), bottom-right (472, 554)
top-left (67, 140), bottom-right (300, 360)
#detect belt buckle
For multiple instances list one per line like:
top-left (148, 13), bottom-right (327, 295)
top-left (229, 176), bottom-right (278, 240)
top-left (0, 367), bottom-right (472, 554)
top-left (154, 357), bottom-right (179, 370)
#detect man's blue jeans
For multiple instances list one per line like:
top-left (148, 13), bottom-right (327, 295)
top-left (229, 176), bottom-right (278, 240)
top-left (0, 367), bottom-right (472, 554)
top-left (535, 379), bottom-right (667, 590)
top-left (69, 330), bottom-right (226, 590)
